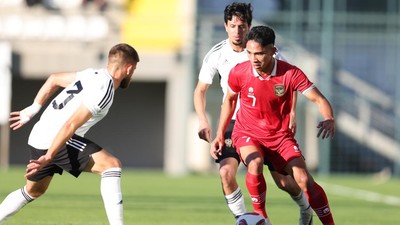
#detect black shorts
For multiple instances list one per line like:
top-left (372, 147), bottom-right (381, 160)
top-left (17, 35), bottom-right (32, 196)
top-left (215, 120), bottom-right (276, 171)
top-left (215, 120), bottom-right (241, 164)
top-left (28, 134), bottom-right (102, 182)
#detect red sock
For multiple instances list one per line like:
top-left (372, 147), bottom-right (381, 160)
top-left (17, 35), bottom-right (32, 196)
top-left (245, 172), bottom-right (267, 218)
top-left (306, 182), bottom-right (335, 225)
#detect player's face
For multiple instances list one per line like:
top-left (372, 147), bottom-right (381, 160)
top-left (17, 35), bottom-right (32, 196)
top-left (225, 16), bottom-right (249, 49)
top-left (246, 40), bottom-right (276, 73)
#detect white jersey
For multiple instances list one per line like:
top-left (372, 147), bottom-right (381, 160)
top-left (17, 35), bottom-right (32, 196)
top-left (28, 68), bottom-right (114, 149)
top-left (199, 39), bottom-right (248, 103)
top-left (198, 39), bottom-right (247, 119)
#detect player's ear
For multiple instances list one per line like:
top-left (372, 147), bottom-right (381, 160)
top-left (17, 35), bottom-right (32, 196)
top-left (125, 64), bottom-right (133, 76)
top-left (272, 46), bottom-right (277, 55)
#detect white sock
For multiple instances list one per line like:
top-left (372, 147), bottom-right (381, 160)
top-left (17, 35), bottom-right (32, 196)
top-left (0, 186), bottom-right (35, 224)
top-left (101, 168), bottom-right (123, 225)
top-left (291, 190), bottom-right (310, 211)
top-left (224, 187), bottom-right (247, 218)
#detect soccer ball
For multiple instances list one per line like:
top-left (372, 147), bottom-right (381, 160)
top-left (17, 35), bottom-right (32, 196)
top-left (235, 212), bottom-right (266, 225)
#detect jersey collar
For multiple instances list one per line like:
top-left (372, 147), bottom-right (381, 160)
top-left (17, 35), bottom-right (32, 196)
top-left (252, 58), bottom-right (277, 80)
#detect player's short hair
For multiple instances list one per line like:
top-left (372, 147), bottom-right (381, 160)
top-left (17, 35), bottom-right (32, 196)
top-left (224, 2), bottom-right (252, 26)
top-left (246, 26), bottom-right (276, 46)
top-left (108, 43), bottom-right (140, 64)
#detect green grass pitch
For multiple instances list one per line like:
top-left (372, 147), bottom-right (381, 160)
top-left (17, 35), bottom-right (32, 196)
top-left (1, 167), bottom-right (399, 224)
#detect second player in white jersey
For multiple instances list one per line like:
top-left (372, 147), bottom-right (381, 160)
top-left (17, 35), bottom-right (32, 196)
top-left (199, 39), bottom-right (248, 102)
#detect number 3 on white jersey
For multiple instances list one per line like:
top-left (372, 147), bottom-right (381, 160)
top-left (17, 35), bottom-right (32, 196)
top-left (52, 81), bottom-right (83, 110)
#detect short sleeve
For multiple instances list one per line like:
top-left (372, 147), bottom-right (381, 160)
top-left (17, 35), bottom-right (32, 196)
top-left (198, 52), bottom-right (218, 84)
top-left (77, 69), bottom-right (113, 116)
top-left (228, 67), bottom-right (240, 94)
top-left (291, 67), bottom-right (315, 93)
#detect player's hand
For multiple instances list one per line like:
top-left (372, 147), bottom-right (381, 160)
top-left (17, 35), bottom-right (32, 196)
top-left (317, 119), bottom-right (335, 139)
top-left (198, 122), bottom-right (211, 143)
top-left (198, 128), bottom-right (211, 143)
top-left (210, 137), bottom-right (223, 160)
top-left (9, 111), bottom-right (29, 130)
top-left (9, 102), bottom-right (41, 130)
top-left (25, 155), bottom-right (51, 178)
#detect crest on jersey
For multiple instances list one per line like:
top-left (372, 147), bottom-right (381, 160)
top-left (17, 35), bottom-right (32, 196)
top-left (225, 138), bottom-right (233, 148)
top-left (274, 84), bottom-right (285, 97)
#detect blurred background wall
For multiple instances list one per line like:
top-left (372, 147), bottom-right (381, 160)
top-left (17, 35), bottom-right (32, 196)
top-left (0, 0), bottom-right (399, 177)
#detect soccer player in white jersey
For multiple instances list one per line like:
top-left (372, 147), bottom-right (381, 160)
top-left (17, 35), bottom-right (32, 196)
top-left (194, 3), bottom-right (312, 225)
top-left (0, 43), bottom-right (139, 225)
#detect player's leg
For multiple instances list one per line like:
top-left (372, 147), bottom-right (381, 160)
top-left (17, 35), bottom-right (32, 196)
top-left (0, 176), bottom-right (52, 224)
top-left (238, 144), bottom-right (269, 221)
top-left (85, 149), bottom-right (123, 225)
top-left (265, 156), bottom-right (312, 225)
top-left (58, 135), bottom-right (123, 225)
top-left (218, 157), bottom-right (246, 218)
top-left (217, 120), bottom-right (247, 219)
top-left (0, 146), bottom-right (59, 224)
top-left (285, 157), bottom-right (335, 225)
top-left (269, 170), bottom-right (313, 225)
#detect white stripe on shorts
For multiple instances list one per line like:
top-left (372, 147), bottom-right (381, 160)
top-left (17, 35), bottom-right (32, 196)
top-left (66, 138), bottom-right (87, 152)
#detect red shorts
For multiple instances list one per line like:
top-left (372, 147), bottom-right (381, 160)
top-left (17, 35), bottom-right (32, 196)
top-left (232, 132), bottom-right (302, 173)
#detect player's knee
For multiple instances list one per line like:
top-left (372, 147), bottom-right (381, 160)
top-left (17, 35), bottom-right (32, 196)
top-left (97, 150), bottom-right (122, 167)
top-left (91, 155), bottom-right (122, 174)
top-left (247, 157), bottom-right (264, 174)
top-left (106, 156), bottom-right (122, 169)
top-left (219, 165), bottom-right (236, 184)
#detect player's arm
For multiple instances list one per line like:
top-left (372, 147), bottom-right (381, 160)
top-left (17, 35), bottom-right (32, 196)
top-left (25, 104), bottom-right (92, 178)
top-left (9, 72), bottom-right (77, 130)
top-left (210, 88), bottom-right (238, 159)
top-left (193, 80), bottom-right (212, 142)
top-left (289, 91), bottom-right (297, 134)
top-left (303, 87), bottom-right (335, 139)
top-left (33, 72), bottom-right (76, 106)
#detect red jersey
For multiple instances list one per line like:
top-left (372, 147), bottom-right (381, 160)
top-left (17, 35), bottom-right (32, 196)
top-left (228, 59), bottom-right (315, 142)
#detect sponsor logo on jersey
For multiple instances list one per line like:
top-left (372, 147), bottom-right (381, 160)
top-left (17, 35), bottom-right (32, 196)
top-left (248, 87), bottom-right (254, 94)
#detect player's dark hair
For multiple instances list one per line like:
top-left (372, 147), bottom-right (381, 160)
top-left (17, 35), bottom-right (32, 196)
top-left (224, 2), bottom-right (252, 26)
top-left (246, 26), bottom-right (275, 46)
top-left (109, 43), bottom-right (140, 63)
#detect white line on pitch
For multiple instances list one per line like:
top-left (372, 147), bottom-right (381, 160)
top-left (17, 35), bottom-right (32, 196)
top-left (319, 182), bottom-right (400, 206)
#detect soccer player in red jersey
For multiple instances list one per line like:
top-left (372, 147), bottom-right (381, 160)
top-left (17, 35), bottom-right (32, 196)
top-left (194, 3), bottom-right (312, 225)
top-left (211, 25), bottom-right (335, 225)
